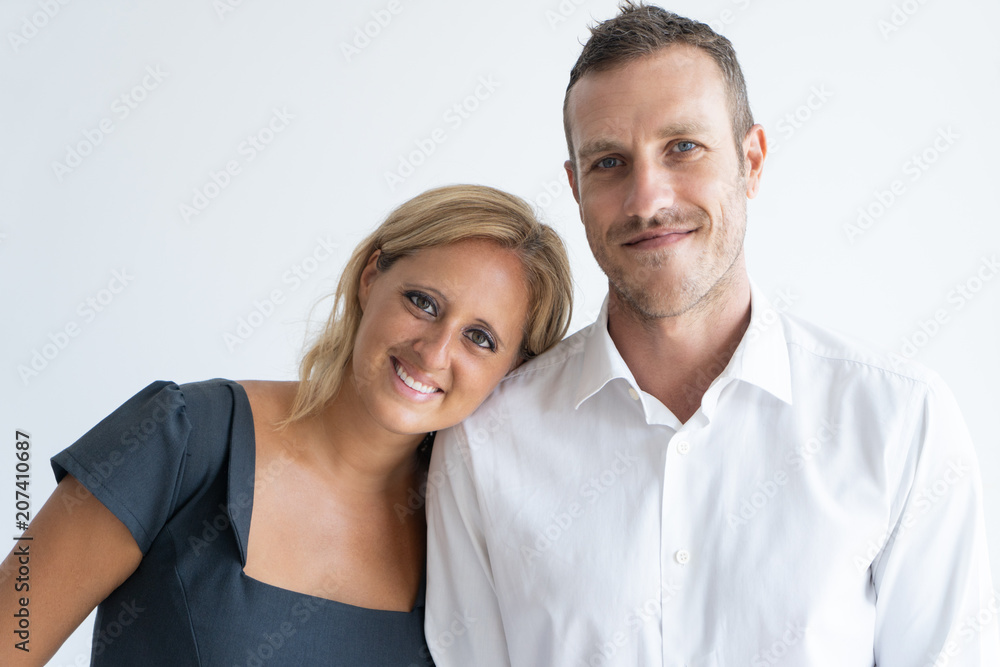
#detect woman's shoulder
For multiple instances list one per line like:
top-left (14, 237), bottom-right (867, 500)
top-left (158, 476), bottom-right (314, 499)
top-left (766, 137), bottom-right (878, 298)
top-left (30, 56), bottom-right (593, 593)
top-left (236, 380), bottom-right (298, 413)
top-left (236, 380), bottom-right (298, 431)
top-left (236, 380), bottom-right (306, 459)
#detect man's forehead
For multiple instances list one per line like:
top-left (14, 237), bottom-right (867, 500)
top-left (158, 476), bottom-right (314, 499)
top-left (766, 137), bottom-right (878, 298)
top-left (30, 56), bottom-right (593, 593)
top-left (568, 44), bottom-right (725, 103)
top-left (566, 46), bottom-right (730, 150)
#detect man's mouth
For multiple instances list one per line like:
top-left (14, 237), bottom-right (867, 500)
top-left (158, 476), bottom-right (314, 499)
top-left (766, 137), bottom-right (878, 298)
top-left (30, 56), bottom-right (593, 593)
top-left (623, 228), bottom-right (695, 247)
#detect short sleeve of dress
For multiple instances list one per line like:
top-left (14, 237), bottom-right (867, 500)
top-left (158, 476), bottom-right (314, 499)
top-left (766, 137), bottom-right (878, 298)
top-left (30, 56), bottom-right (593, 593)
top-left (51, 381), bottom-right (191, 555)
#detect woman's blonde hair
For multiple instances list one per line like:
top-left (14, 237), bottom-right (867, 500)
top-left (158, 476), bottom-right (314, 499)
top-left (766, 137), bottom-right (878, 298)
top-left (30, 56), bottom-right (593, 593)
top-left (283, 184), bottom-right (573, 425)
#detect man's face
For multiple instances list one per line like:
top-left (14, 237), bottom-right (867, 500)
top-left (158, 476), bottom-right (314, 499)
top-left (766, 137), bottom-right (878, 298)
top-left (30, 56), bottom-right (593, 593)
top-left (564, 45), bottom-right (764, 320)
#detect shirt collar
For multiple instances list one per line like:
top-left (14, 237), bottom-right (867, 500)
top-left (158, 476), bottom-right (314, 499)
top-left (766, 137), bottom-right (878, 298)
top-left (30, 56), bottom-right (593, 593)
top-left (572, 281), bottom-right (793, 411)
top-left (706, 281), bottom-right (794, 408)
top-left (573, 296), bottom-right (638, 409)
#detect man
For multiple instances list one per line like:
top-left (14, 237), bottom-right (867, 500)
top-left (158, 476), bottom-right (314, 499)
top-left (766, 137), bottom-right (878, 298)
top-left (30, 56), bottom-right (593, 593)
top-left (425, 4), bottom-right (1000, 665)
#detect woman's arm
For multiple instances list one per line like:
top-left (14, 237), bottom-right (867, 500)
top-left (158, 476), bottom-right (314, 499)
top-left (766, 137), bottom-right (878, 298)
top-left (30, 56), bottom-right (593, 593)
top-left (0, 474), bottom-right (142, 666)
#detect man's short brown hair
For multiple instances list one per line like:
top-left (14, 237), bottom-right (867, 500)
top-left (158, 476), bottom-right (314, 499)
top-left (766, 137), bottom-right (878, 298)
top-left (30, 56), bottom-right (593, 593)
top-left (563, 2), bottom-right (754, 167)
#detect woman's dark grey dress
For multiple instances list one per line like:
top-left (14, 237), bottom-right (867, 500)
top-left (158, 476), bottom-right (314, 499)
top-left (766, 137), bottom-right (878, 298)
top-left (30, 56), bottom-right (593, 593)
top-left (51, 379), bottom-right (434, 666)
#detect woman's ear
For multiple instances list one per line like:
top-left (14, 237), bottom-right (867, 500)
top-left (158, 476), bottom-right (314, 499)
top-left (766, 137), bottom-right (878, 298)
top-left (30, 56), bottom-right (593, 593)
top-left (358, 249), bottom-right (381, 312)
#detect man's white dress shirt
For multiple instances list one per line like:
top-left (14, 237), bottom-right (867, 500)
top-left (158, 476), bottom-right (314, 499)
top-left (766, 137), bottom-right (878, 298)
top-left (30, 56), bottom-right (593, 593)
top-left (425, 286), bottom-right (999, 666)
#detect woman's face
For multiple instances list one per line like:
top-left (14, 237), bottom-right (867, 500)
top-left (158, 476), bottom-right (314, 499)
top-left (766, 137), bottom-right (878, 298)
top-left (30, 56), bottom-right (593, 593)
top-left (351, 238), bottom-right (530, 438)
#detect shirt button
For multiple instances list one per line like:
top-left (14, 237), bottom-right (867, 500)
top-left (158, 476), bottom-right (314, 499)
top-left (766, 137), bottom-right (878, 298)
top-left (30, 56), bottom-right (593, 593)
top-left (676, 440), bottom-right (691, 455)
top-left (628, 387), bottom-right (640, 400)
top-left (675, 549), bottom-right (690, 565)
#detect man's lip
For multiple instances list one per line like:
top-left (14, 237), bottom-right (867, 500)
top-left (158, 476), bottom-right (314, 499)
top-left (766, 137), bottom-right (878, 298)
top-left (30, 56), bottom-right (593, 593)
top-left (623, 228), bottom-right (695, 246)
top-left (390, 356), bottom-right (442, 393)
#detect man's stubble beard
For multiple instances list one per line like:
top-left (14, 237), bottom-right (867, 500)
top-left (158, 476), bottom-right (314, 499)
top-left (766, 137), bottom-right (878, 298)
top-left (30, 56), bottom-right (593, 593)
top-left (588, 184), bottom-right (748, 323)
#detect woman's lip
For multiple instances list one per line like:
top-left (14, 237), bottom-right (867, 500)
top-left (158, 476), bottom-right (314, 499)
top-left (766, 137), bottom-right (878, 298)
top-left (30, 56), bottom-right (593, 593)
top-left (389, 363), bottom-right (440, 403)
top-left (390, 356), bottom-right (442, 395)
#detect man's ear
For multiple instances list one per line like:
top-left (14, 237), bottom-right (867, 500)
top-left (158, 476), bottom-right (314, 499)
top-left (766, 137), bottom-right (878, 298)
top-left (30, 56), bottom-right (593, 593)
top-left (358, 249), bottom-right (381, 312)
top-left (564, 160), bottom-right (581, 204)
top-left (742, 124), bottom-right (767, 199)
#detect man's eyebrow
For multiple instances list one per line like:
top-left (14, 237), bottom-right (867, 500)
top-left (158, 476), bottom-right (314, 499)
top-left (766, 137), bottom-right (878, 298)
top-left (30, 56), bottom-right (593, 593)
top-left (577, 139), bottom-right (622, 162)
top-left (576, 122), bottom-right (712, 162)
top-left (656, 121), bottom-right (710, 139)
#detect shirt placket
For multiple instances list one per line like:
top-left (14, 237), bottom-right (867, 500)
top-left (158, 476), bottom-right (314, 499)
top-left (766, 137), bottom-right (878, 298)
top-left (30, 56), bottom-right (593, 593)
top-left (660, 424), bottom-right (698, 667)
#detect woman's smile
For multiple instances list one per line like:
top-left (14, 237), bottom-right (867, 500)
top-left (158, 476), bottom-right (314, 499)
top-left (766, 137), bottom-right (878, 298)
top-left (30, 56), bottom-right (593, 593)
top-left (391, 356), bottom-right (442, 398)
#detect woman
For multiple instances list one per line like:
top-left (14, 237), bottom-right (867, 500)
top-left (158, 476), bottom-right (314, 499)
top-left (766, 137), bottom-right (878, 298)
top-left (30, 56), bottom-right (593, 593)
top-left (0, 184), bottom-right (572, 665)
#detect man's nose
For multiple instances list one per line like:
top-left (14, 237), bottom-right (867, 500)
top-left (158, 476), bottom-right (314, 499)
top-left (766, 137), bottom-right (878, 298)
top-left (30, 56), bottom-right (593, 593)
top-left (622, 161), bottom-right (675, 221)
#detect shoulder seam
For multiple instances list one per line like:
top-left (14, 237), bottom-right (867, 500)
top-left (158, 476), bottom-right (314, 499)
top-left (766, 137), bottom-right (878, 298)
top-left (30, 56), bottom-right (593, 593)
top-left (786, 340), bottom-right (932, 388)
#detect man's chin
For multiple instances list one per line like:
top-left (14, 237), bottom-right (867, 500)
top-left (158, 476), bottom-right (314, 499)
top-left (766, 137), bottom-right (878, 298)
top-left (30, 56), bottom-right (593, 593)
top-left (609, 281), bottom-right (701, 321)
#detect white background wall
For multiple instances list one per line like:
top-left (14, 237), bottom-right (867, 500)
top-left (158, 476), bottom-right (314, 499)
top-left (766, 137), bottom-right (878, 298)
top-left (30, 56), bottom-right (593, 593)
top-left (1, 0), bottom-right (998, 663)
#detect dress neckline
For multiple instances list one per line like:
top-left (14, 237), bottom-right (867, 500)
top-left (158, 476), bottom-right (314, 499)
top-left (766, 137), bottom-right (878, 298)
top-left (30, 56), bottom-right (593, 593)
top-left (222, 379), bottom-right (426, 614)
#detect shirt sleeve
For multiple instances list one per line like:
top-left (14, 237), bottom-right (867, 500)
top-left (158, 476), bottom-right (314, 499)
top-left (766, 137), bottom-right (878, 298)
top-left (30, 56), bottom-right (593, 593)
top-left (872, 374), bottom-right (1000, 665)
top-left (50, 380), bottom-right (191, 555)
top-left (425, 423), bottom-right (511, 667)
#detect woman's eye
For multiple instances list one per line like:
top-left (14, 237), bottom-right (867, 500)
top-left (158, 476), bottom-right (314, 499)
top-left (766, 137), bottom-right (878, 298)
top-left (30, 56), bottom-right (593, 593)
top-left (407, 292), bottom-right (436, 315)
top-left (465, 329), bottom-right (496, 351)
top-left (596, 157), bottom-right (620, 169)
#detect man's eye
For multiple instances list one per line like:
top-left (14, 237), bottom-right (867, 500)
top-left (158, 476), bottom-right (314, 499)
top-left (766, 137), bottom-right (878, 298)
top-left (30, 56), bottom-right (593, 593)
top-left (465, 329), bottom-right (496, 351)
top-left (596, 157), bottom-right (620, 169)
top-left (407, 292), bottom-right (436, 315)
top-left (674, 141), bottom-right (697, 153)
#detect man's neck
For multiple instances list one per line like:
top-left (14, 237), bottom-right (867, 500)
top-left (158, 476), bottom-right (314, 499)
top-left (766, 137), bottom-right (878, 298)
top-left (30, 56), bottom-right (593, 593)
top-left (607, 273), bottom-right (752, 424)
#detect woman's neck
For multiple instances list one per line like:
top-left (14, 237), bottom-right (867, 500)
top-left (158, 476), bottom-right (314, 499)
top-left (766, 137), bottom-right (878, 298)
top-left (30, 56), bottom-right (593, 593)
top-left (302, 378), bottom-right (426, 497)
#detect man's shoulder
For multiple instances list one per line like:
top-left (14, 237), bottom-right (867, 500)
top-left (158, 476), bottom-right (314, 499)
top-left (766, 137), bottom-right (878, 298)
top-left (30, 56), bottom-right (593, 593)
top-left (506, 322), bottom-right (593, 382)
top-left (465, 322), bottom-right (595, 417)
top-left (778, 310), bottom-right (941, 390)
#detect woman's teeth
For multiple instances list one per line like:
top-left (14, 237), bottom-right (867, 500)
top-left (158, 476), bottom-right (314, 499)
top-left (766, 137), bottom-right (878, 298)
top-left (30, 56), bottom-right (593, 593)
top-left (394, 362), bottom-right (438, 394)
